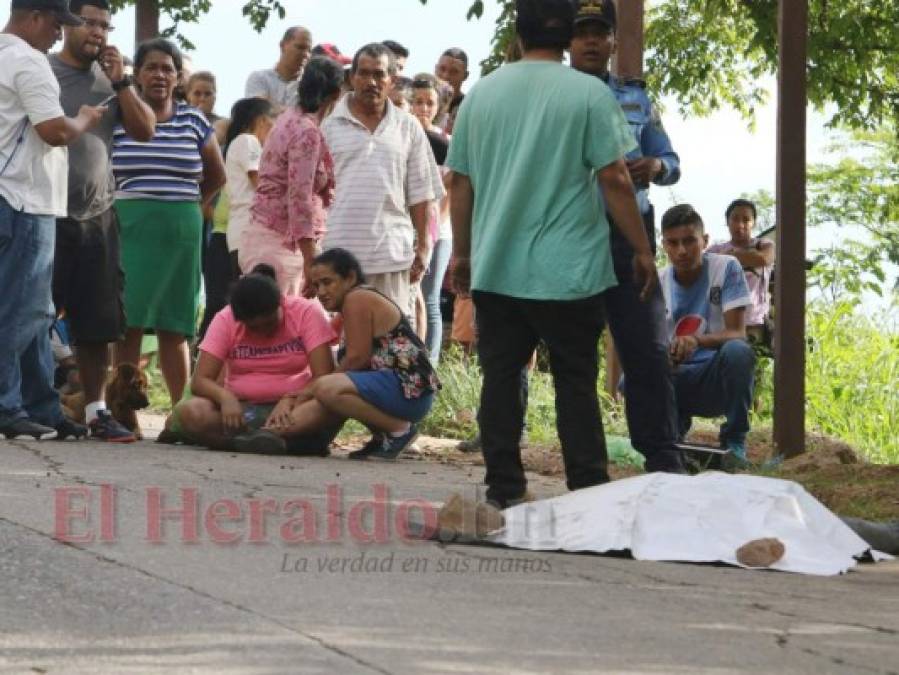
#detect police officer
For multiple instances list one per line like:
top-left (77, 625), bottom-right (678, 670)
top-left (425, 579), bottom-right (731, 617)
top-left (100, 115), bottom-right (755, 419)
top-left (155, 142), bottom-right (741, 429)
top-left (571, 0), bottom-right (685, 472)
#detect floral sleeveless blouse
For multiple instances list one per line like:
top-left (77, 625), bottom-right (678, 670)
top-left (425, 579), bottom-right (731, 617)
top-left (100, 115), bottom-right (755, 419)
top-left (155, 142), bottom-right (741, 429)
top-left (342, 288), bottom-right (441, 399)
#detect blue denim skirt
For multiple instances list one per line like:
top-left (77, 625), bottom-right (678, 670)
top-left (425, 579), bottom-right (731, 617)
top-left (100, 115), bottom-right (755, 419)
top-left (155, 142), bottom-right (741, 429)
top-left (346, 369), bottom-right (434, 423)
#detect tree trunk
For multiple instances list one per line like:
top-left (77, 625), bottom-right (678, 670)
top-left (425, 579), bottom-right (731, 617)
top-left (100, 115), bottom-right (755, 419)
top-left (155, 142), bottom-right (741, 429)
top-left (135, 0), bottom-right (160, 44)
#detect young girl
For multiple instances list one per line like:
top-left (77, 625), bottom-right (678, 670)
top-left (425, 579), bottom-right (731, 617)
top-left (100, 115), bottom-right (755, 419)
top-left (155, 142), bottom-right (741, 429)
top-left (707, 199), bottom-right (775, 343)
top-left (411, 73), bottom-right (453, 363)
top-left (185, 71), bottom-right (222, 125)
top-left (281, 249), bottom-right (440, 461)
top-left (198, 98), bottom-right (274, 339)
top-left (223, 98), bottom-right (275, 261)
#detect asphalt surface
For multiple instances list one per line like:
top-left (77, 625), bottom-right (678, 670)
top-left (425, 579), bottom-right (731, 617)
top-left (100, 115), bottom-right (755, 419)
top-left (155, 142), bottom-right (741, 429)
top-left (1, 421), bottom-right (897, 674)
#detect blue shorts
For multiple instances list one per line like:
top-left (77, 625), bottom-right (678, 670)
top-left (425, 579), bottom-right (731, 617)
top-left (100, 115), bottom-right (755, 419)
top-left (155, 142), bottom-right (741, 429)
top-left (346, 369), bottom-right (434, 423)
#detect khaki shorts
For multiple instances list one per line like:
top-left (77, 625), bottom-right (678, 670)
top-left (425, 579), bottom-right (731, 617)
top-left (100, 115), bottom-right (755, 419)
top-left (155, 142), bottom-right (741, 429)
top-left (368, 270), bottom-right (414, 317)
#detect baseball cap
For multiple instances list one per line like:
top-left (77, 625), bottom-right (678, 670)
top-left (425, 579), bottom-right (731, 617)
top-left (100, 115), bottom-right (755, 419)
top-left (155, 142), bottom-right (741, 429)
top-left (11, 0), bottom-right (84, 25)
top-left (575, 0), bottom-right (617, 30)
top-left (312, 43), bottom-right (352, 66)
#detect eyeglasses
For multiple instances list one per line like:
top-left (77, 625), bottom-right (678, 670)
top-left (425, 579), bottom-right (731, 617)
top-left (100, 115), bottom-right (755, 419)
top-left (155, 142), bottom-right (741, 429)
top-left (78, 16), bottom-right (115, 32)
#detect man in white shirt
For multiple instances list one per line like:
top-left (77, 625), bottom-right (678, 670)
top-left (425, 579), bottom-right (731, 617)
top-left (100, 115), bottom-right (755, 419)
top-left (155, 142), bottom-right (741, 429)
top-left (322, 42), bottom-right (444, 316)
top-left (244, 26), bottom-right (312, 110)
top-left (0, 0), bottom-right (104, 441)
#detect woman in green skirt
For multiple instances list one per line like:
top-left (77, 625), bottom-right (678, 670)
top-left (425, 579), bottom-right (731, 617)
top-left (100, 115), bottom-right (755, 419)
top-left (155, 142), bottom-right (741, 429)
top-left (112, 38), bottom-right (225, 406)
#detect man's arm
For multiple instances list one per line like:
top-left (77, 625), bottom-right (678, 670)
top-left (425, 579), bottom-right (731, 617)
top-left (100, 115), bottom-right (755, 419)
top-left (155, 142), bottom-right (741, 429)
top-left (670, 306), bottom-right (748, 365)
top-left (641, 102), bottom-right (681, 187)
top-left (449, 171), bottom-right (474, 294)
top-left (33, 107), bottom-right (106, 146)
top-left (409, 201), bottom-right (431, 283)
top-left (598, 158), bottom-right (658, 301)
top-left (99, 46), bottom-right (154, 142)
top-left (21, 54), bottom-right (105, 146)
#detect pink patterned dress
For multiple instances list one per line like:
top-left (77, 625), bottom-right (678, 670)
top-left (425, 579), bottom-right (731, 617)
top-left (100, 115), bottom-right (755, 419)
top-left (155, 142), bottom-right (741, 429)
top-left (240, 109), bottom-right (335, 295)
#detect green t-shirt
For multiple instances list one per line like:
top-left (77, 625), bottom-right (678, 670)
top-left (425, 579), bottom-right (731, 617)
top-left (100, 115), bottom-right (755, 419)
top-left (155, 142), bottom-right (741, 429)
top-left (446, 61), bottom-right (636, 300)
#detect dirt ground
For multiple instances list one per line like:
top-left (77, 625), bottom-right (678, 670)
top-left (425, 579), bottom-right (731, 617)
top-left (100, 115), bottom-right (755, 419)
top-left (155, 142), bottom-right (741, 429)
top-left (336, 431), bottom-right (899, 522)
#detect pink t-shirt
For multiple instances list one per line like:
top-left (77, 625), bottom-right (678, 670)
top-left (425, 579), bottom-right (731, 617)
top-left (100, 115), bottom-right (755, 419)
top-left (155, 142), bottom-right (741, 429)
top-left (200, 296), bottom-right (336, 403)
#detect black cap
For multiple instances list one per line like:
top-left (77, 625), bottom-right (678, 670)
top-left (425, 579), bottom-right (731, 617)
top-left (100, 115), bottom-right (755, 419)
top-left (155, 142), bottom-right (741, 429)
top-left (575, 0), bottom-right (616, 30)
top-left (11, 0), bottom-right (84, 26)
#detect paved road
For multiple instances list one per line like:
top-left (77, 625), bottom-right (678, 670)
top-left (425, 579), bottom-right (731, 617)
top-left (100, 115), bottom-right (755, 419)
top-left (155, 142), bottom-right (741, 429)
top-left (1, 430), bottom-right (897, 674)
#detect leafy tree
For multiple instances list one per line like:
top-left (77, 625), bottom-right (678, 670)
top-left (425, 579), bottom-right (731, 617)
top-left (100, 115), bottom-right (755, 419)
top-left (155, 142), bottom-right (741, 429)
top-left (429, 0), bottom-right (899, 132)
top-left (645, 0), bottom-right (899, 131)
top-left (113, 0), bottom-right (286, 50)
top-left (806, 126), bottom-right (899, 298)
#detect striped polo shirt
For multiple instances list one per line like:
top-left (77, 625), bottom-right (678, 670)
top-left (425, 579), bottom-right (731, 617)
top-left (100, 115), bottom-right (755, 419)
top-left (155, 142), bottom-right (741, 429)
top-left (112, 103), bottom-right (212, 201)
top-left (321, 94), bottom-right (444, 275)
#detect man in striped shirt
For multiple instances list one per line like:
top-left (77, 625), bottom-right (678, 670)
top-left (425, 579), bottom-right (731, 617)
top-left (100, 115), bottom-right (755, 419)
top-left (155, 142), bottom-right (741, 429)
top-left (321, 42), bottom-right (444, 316)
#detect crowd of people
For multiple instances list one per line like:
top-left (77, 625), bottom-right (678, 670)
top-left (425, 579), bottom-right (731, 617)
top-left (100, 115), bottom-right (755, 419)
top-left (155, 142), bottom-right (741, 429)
top-left (1, 0), bottom-right (776, 505)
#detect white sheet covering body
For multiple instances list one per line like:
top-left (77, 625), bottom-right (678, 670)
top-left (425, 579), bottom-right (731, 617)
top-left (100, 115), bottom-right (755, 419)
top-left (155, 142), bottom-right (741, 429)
top-left (488, 473), bottom-right (883, 576)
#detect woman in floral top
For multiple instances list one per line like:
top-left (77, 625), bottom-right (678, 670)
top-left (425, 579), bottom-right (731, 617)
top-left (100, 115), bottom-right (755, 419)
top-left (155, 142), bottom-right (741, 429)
top-left (241, 56), bottom-right (343, 297)
top-left (279, 248), bottom-right (440, 460)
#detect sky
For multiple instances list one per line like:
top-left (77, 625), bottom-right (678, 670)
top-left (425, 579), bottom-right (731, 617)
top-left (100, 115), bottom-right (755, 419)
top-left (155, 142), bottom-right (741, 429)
top-left (101, 1), bottom-right (857, 261)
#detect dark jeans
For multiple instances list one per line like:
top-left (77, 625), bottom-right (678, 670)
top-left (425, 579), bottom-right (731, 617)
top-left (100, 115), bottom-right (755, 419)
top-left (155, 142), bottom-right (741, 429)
top-left (673, 340), bottom-right (755, 447)
top-left (606, 209), bottom-right (682, 471)
top-left (473, 290), bottom-right (609, 505)
top-left (0, 198), bottom-right (63, 427)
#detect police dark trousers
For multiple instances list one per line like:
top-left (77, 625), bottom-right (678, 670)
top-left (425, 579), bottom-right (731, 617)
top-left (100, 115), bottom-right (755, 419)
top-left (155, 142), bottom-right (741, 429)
top-left (473, 290), bottom-right (610, 505)
top-left (605, 209), bottom-right (683, 471)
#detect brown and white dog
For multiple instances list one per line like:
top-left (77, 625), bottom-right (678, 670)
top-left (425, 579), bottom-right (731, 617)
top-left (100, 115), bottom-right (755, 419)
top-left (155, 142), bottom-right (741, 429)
top-left (61, 363), bottom-right (150, 439)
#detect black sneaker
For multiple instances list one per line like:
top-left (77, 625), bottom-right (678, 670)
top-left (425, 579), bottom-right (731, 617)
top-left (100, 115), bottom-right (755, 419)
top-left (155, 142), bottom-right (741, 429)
top-left (365, 425), bottom-right (419, 461)
top-left (348, 433), bottom-right (386, 460)
top-left (54, 417), bottom-right (88, 440)
top-left (0, 418), bottom-right (58, 441)
top-left (233, 429), bottom-right (288, 455)
top-left (89, 411), bottom-right (136, 443)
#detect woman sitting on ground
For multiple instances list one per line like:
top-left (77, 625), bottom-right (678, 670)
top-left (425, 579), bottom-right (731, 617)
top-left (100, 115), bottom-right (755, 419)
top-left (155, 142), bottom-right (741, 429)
top-left (273, 248), bottom-right (440, 460)
top-left (174, 264), bottom-right (340, 455)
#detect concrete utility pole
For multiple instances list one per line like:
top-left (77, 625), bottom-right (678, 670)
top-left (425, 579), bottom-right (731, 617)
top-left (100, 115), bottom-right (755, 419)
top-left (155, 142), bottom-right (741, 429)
top-left (135, 0), bottom-right (160, 44)
top-left (773, 0), bottom-right (808, 457)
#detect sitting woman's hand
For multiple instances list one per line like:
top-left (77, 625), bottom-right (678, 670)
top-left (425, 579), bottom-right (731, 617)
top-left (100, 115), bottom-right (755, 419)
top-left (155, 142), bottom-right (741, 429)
top-left (220, 393), bottom-right (245, 433)
top-left (264, 396), bottom-right (295, 430)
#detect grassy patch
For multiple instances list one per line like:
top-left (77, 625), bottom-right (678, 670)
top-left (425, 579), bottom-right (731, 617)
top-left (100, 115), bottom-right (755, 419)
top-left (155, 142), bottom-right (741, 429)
top-left (146, 301), bottom-right (898, 466)
top-left (418, 343), bottom-right (629, 444)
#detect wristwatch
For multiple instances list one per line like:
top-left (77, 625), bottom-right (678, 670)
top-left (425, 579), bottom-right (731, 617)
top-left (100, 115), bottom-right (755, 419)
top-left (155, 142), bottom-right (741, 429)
top-left (111, 75), bottom-right (133, 92)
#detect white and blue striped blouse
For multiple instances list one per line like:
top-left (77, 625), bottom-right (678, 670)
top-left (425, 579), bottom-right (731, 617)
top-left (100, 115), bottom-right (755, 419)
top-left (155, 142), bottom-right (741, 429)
top-left (112, 103), bottom-right (212, 202)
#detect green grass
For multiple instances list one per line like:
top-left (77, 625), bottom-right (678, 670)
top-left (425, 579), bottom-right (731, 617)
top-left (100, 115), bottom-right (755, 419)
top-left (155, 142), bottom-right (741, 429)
top-left (418, 343), bottom-right (629, 444)
top-left (145, 301), bottom-right (898, 464)
top-left (801, 302), bottom-right (899, 464)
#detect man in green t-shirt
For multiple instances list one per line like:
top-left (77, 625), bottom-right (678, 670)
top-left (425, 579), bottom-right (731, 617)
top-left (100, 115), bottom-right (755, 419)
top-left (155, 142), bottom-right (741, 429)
top-left (446, 0), bottom-right (659, 507)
